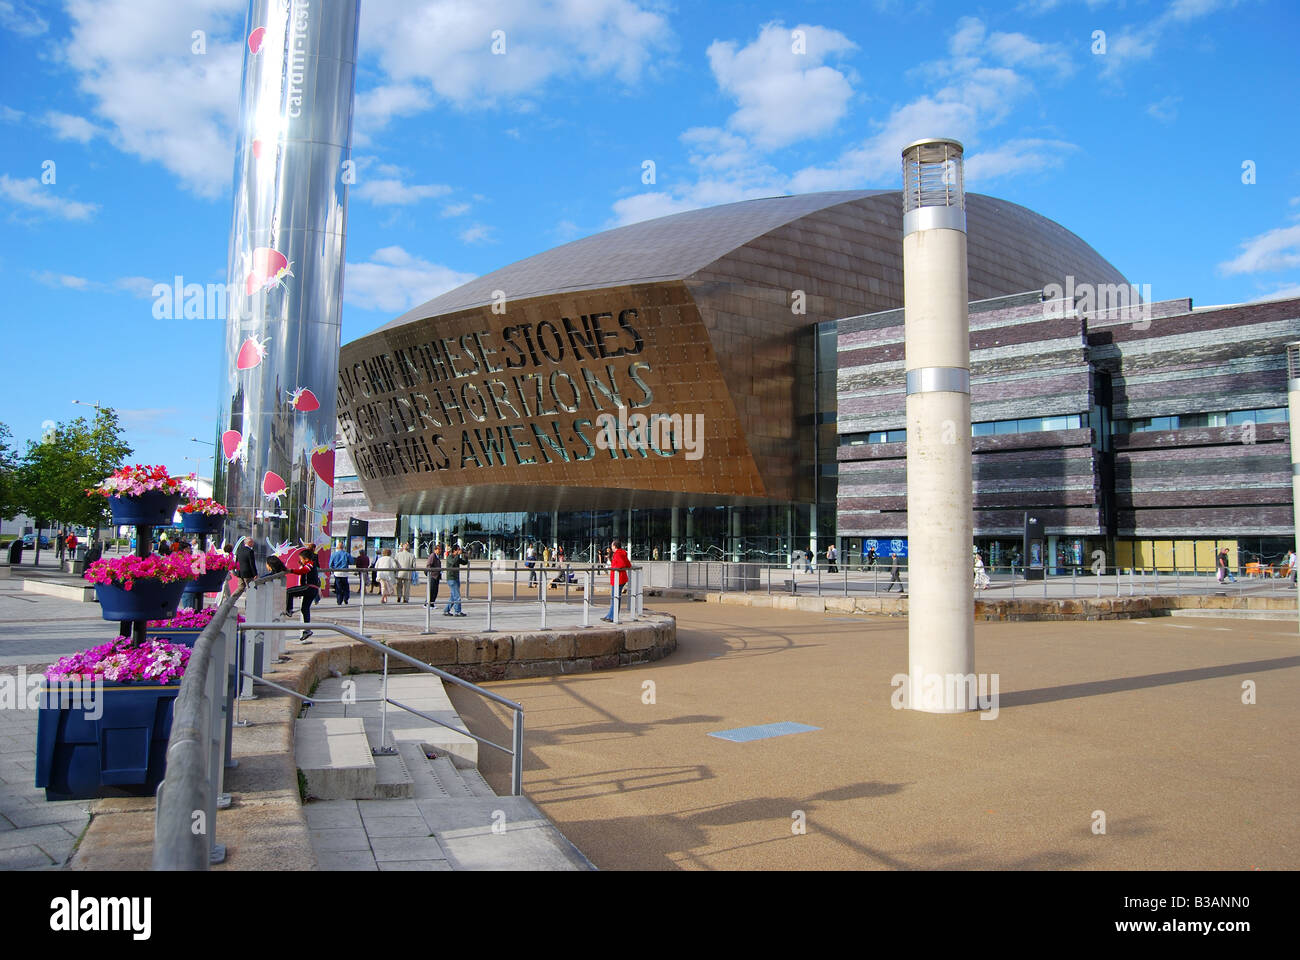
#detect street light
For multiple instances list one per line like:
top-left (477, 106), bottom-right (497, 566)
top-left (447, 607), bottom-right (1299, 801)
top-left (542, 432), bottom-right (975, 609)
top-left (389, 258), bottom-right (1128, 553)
top-left (190, 437), bottom-right (215, 446)
top-left (72, 400), bottom-right (102, 411)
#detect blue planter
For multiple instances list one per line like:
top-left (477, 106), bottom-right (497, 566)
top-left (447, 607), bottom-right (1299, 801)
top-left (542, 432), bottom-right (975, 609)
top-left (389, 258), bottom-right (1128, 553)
top-left (109, 490), bottom-right (183, 527)
top-left (35, 681), bottom-right (180, 800)
top-left (94, 579), bottom-right (189, 622)
top-left (181, 512), bottom-right (225, 535)
top-left (149, 628), bottom-right (202, 648)
top-left (182, 569), bottom-right (229, 594)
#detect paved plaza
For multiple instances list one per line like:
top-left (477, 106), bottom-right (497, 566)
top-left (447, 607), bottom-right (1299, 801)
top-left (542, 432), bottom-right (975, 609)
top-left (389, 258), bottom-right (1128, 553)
top-left (2, 556), bottom-right (1297, 871)
top-left (453, 596), bottom-right (1300, 870)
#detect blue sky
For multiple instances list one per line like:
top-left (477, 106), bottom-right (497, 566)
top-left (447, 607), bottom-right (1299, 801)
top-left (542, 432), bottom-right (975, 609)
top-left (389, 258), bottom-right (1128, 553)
top-left (0, 0), bottom-right (1297, 471)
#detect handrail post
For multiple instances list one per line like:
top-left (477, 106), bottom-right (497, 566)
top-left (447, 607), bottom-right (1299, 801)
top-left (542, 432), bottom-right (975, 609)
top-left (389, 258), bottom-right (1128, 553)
top-left (486, 570), bottom-right (494, 631)
top-left (582, 572), bottom-right (591, 627)
top-left (359, 567), bottom-right (365, 634)
top-left (613, 571), bottom-right (620, 625)
top-left (511, 708), bottom-right (524, 797)
top-left (540, 571), bottom-right (547, 630)
top-left (424, 569), bottom-right (432, 633)
top-left (377, 651), bottom-right (390, 754)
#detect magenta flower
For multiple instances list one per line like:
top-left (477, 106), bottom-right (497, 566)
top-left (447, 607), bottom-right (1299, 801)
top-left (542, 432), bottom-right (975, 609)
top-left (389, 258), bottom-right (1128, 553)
top-left (84, 553), bottom-right (198, 591)
top-left (45, 637), bottom-right (193, 685)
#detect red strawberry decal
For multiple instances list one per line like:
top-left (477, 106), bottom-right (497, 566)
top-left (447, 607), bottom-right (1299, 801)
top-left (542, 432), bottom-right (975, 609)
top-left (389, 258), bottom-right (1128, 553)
top-left (288, 387), bottom-right (320, 412)
top-left (221, 429), bottom-right (244, 462)
top-left (248, 27), bottom-right (265, 55)
top-left (262, 470), bottom-right (287, 501)
top-left (310, 446), bottom-right (334, 487)
top-left (244, 246), bottom-right (293, 296)
top-left (235, 335), bottom-right (269, 370)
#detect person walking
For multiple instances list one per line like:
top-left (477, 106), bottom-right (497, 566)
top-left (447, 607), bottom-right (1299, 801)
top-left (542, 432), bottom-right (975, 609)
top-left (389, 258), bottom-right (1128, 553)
top-left (443, 544), bottom-right (467, 616)
top-left (601, 539), bottom-right (631, 622)
top-left (375, 547), bottom-right (398, 602)
top-left (65, 531), bottom-right (78, 560)
top-left (395, 541), bottom-right (415, 603)
top-left (424, 544), bottom-right (443, 607)
top-left (525, 543), bottom-right (537, 587)
top-left (56, 532), bottom-right (66, 562)
top-left (973, 546), bottom-right (990, 591)
top-left (1216, 548), bottom-right (1237, 584)
top-left (885, 552), bottom-right (903, 592)
top-left (826, 544), bottom-right (838, 573)
top-left (329, 541), bottom-right (351, 605)
top-left (354, 547), bottom-right (370, 596)
top-left (284, 545), bottom-right (321, 639)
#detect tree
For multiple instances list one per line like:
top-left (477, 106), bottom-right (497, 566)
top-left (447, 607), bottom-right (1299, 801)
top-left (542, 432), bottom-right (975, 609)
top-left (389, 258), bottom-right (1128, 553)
top-left (0, 422), bottom-right (19, 521)
top-left (17, 408), bottom-right (133, 563)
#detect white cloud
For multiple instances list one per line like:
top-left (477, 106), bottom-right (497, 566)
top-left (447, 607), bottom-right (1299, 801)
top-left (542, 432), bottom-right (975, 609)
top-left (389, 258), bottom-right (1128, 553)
top-left (356, 0), bottom-right (674, 137)
top-left (554, 219), bottom-right (581, 240)
top-left (59, 0), bottom-right (247, 198)
top-left (344, 246), bottom-right (475, 313)
top-left (354, 177), bottom-right (452, 206)
top-left (0, 105), bottom-right (23, 123)
top-left (1096, 0), bottom-right (1233, 79)
top-left (459, 223), bottom-right (496, 245)
top-left (1146, 95), bottom-right (1181, 123)
top-left (115, 276), bottom-right (157, 298)
top-left (611, 17), bottom-right (1077, 225)
top-left (964, 138), bottom-right (1077, 183)
top-left (44, 111), bottom-right (106, 144)
top-left (33, 271), bottom-right (93, 290)
top-left (1251, 283), bottom-right (1300, 302)
top-left (1218, 222), bottom-right (1300, 276)
top-left (353, 83), bottom-right (433, 147)
top-left (0, 174), bottom-right (99, 220)
top-left (706, 22), bottom-right (857, 150)
top-left (440, 202), bottom-right (471, 218)
top-left (0, 0), bottom-right (47, 36)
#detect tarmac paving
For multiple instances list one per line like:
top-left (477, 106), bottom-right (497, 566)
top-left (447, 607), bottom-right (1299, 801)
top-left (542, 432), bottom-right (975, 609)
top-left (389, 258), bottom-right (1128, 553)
top-left (4, 550), bottom-right (1297, 871)
top-left (452, 596), bottom-right (1300, 870)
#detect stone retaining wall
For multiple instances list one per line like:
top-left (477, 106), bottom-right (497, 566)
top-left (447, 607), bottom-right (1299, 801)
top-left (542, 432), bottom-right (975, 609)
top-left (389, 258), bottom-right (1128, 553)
top-left (692, 591), bottom-right (1293, 621)
top-left (313, 614), bottom-right (676, 684)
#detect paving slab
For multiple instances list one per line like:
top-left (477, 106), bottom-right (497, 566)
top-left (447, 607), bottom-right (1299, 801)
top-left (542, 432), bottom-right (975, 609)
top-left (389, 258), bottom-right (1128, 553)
top-left (309, 827), bottom-right (371, 852)
top-left (369, 836), bottom-right (448, 862)
top-left (315, 849), bottom-right (378, 870)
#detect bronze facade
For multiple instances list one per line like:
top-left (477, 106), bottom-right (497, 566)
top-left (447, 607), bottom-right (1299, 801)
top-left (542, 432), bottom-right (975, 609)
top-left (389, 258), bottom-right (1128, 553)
top-left (338, 190), bottom-right (1126, 518)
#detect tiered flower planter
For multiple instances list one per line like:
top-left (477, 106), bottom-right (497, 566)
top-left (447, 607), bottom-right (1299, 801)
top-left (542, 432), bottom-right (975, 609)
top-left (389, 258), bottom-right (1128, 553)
top-left (35, 468), bottom-right (205, 800)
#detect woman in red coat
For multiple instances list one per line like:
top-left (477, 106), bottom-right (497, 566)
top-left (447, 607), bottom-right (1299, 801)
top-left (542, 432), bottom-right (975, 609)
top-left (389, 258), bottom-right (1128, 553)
top-left (601, 539), bottom-right (631, 622)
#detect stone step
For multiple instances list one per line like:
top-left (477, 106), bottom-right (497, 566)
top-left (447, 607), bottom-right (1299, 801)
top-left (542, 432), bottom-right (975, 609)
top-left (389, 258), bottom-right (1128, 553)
top-left (456, 766), bottom-right (498, 799)
top-left (396, 742), bottom-right (453, 799)
top-left (295, 718), bottom-right (376, 800)
top-left (415, 797), bottom-right (595, 871)
top-left (372, 751), bottom-right (415, 799)
top-left (428, 756), bottom-right (475, 799)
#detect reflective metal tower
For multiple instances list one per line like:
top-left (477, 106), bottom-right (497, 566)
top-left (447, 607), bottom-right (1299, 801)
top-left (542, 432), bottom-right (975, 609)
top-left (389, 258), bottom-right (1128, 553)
top-left (215, 0), bottom-right (359, 556)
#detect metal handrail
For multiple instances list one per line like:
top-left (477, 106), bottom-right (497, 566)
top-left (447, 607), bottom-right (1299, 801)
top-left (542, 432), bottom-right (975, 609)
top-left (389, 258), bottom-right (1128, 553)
top-left (153, 576), bottom-right (250, 871)
top-left (238, 620), bottom-right (526, 795)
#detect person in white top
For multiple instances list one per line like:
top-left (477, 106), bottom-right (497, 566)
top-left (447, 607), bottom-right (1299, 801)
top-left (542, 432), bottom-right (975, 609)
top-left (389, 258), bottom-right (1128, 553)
top-left (375, 548), bottom-right (398, 603)
top-left (394, 542), bottom-right (415, 603)
top-left (973, 546), bottom-right (990, 591)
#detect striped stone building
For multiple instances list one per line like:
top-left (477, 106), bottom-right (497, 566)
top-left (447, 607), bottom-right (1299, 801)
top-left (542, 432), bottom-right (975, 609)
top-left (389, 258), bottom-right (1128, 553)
top-left (835, 291), bottom-right (1300, 571)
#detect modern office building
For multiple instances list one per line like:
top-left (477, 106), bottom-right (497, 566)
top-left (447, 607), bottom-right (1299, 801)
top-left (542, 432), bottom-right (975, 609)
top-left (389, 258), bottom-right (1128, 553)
top-left (334, 189), bottom-right (1125, 561)
top-left (333, 188), bottom-right (1300, 568)
top-left (836, 290), bottom-right (1300, 570)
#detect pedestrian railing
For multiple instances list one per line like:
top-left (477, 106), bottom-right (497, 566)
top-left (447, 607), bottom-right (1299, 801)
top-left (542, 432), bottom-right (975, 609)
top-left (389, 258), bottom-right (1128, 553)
top-left (615, 558), bottom-right (1289, 600)
top-left (235, 620), bottom-right (525, 794)
top-left (320, 562), bottom-right (646, 634)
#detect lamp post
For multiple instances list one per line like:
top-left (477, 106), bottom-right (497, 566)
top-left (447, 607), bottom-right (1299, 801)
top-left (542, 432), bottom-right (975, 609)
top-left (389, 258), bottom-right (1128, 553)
top-left (1287, 343), bottom-right (1300, 634)
top-left (72, 400), bottom-right (104, 554)
top-left (900, 137), bottom-right (974, 713)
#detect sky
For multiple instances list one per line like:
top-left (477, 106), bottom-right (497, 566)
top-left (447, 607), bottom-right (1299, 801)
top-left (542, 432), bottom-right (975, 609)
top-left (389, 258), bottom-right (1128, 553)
top-left (0, 0), bottom-right (1297, 472)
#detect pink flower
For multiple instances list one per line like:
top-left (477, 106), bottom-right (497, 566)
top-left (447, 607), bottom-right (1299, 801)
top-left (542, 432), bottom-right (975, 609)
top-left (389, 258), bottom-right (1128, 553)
top-left (84, 552), bottom-right (198, 590)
